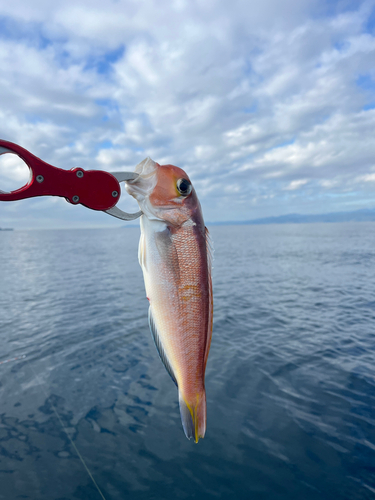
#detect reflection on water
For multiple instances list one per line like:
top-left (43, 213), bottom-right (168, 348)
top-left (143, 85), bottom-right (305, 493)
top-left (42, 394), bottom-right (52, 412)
top-left (1, 224), bottom-right (375, 499)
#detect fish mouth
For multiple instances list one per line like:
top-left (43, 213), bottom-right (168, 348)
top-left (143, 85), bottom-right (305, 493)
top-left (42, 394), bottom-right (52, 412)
top-left (125, 157), bottom-right (158, 203)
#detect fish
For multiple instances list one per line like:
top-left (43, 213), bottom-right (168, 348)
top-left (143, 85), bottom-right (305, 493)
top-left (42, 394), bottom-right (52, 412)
top-left (126, 158), bottom-right (213, 443)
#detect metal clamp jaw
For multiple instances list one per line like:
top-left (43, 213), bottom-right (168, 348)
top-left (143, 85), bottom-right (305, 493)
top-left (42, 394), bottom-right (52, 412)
top-left (0, 140), bottom-right (142, 221)
top-left (103, 172), bottom-right (142, 220)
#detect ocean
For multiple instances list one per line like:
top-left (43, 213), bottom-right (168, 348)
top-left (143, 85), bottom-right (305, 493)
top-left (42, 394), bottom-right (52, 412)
top-left (0, 222), bottom-right (374, 499)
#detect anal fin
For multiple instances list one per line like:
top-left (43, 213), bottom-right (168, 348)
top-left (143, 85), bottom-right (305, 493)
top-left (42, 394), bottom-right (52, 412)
top-left (148, 308), bottom-right (178, 386)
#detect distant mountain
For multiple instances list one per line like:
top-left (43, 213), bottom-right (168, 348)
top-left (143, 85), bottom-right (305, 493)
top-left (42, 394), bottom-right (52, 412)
top-left (209, 208), bottom-right (375, 226)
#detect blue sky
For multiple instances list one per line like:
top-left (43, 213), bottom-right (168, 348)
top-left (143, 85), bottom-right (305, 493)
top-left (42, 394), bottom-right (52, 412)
top-left (0, 0), bottom-right (375, 228)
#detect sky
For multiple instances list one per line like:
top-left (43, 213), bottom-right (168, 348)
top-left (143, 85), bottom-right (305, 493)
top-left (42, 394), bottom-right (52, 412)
top-left (0, 0), bottom-right (375, 228)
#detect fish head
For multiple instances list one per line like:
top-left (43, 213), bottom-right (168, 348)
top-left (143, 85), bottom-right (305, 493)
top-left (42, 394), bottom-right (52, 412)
top-left (126, 158), bottom-right (201, 226)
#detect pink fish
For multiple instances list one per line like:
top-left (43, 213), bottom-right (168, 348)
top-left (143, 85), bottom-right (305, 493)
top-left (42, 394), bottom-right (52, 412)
top-left (126, 158), bottom-right (213, 442)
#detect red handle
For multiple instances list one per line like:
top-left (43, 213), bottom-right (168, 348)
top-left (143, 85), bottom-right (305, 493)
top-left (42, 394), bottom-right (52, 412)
top-left (0, 140), bottom-right (120, 211)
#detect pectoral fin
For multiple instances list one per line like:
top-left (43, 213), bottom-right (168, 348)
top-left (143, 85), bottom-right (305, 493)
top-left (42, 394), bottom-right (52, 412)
top-left (154, 227), bottom-right (181, 283)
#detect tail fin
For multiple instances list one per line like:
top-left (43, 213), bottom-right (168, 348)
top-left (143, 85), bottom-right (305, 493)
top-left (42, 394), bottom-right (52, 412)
top-left (178, 390), bottom-right (206, 443)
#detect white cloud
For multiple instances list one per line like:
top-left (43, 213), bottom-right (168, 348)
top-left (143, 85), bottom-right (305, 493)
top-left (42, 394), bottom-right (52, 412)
top-left (284, 179), bottom-right (309, 190)
top-left (355, 172), bottom-right (375, 182)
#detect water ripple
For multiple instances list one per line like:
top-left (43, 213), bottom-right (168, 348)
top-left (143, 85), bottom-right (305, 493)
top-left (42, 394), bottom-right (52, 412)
top-left (1, 223), bottom-right (375, 499)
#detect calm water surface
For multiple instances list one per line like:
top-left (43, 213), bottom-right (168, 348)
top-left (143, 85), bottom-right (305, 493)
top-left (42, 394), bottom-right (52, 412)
top-left (0, 223), bottom-right (374, 499)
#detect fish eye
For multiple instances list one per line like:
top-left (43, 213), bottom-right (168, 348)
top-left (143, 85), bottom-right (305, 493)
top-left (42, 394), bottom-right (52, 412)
top-left (176, 178), bottom-right (192, 196)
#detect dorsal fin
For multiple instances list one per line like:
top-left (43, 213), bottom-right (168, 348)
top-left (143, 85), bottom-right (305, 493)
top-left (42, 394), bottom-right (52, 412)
top-left (148, 307), bottom-right (178, 386)
top-left (205, 226), bottom-right (214, 272)
top-left (204, 226), bottom-right (214, 369)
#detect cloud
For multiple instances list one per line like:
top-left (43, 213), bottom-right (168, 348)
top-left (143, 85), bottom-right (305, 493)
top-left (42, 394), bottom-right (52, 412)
top-left (0, 0), bottom-right (375, 227)
top-left (355, 171), bottom-right (375, 182)
top-left (284, 179), bottom-right (309, 190)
